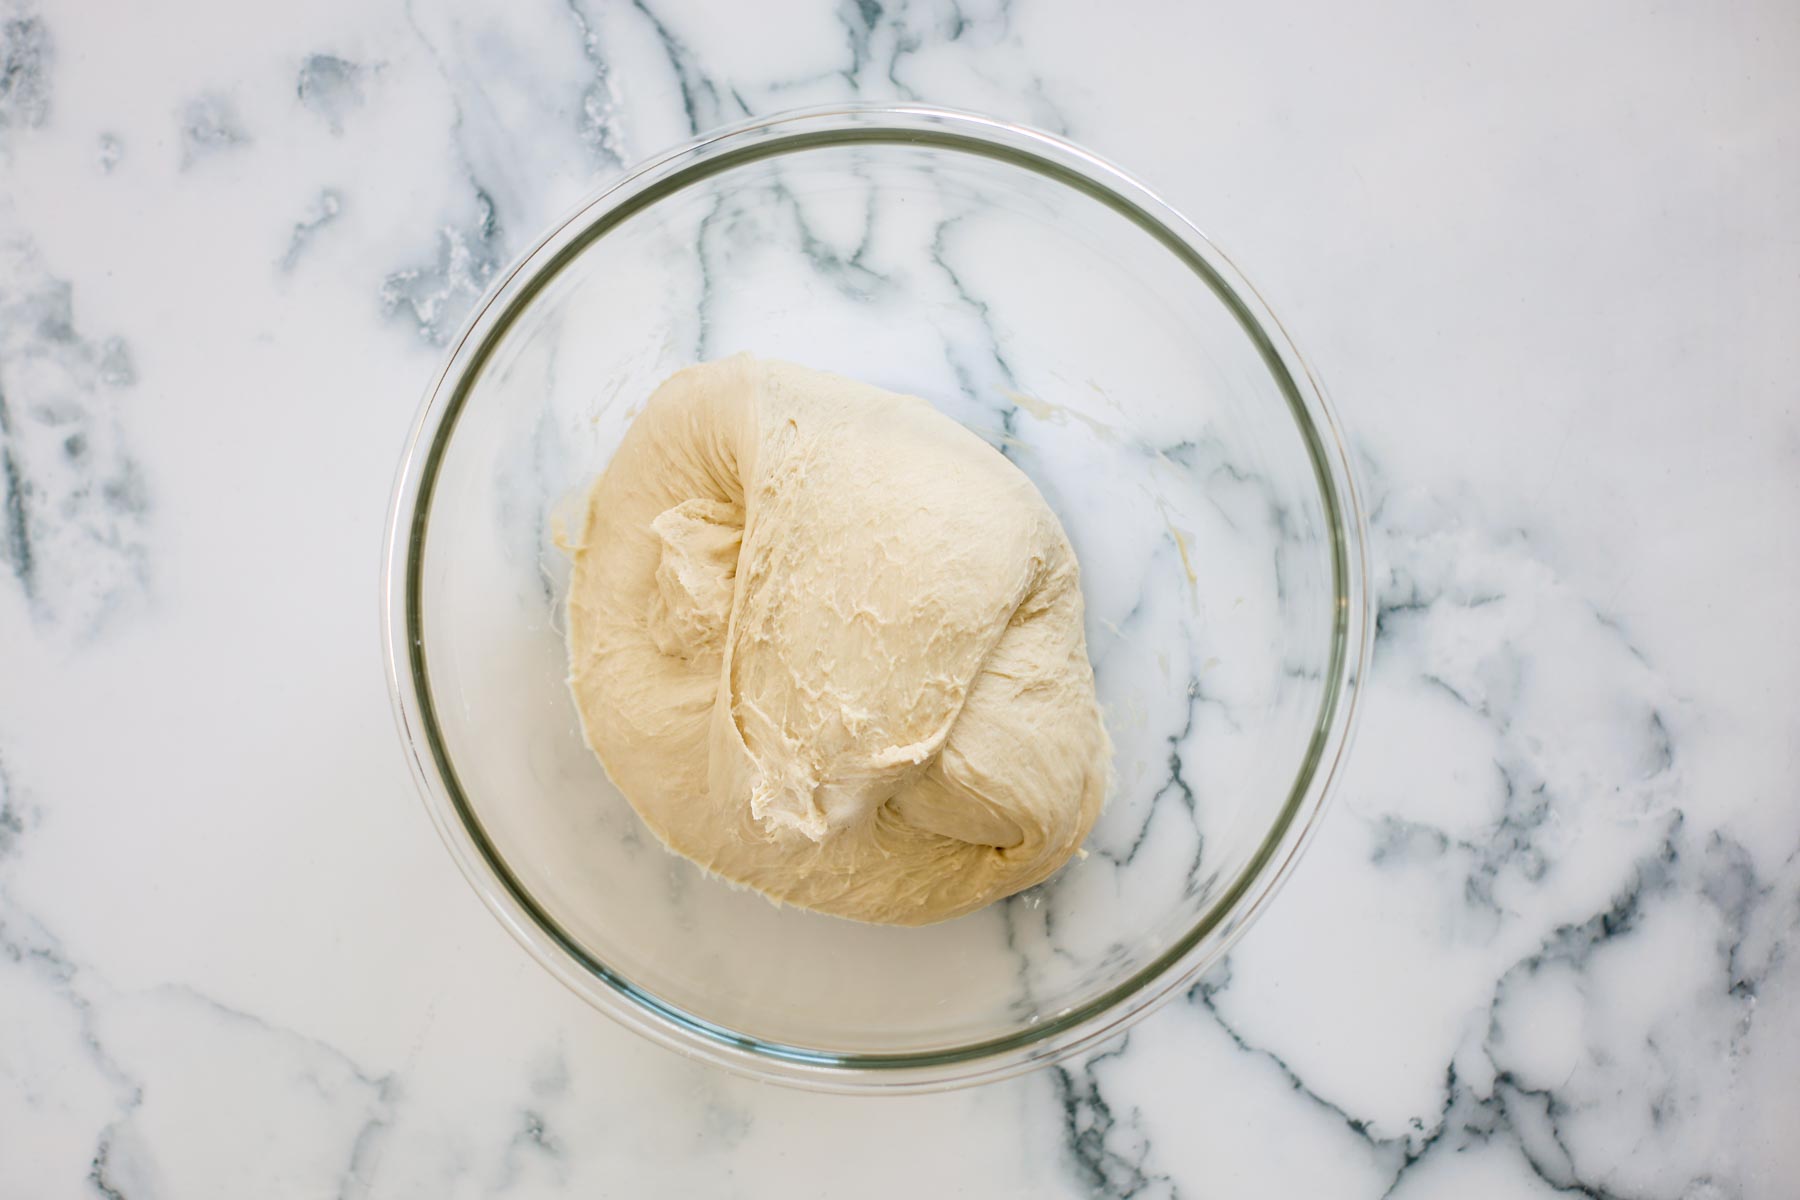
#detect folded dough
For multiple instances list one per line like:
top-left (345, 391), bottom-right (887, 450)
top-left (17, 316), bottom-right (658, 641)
top-left (566, 355), bottom-right (1108, 925)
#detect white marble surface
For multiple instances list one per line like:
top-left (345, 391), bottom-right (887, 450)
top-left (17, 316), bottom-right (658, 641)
top-left (1, 0), bottom-right (1796, 1194)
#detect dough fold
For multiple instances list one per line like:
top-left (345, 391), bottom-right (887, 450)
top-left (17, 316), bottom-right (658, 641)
top-left (567, 355), bottom-right (1108, 925)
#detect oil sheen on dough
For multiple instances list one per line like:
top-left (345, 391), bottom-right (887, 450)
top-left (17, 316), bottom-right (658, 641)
top-left (566, 355), bottom-right (1108, 925)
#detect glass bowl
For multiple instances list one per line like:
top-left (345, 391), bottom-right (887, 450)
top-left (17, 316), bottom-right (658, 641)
top-left (381, 105), bottom-right (1367, 1092)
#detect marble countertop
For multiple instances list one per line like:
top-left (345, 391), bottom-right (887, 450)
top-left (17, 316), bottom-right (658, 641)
top-left (3, 0), bottom-right (1796, 1195)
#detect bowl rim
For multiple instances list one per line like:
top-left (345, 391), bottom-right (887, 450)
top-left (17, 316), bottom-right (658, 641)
top-left (381, 102), bottom-right (1370, 1093)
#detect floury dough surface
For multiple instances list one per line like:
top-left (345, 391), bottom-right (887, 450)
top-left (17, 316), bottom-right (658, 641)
top-left (566, 356), bottom-right (1109, 925)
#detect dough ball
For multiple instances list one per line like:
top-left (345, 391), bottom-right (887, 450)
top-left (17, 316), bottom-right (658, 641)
top-left (566, 355), bottom-right (1108, 925)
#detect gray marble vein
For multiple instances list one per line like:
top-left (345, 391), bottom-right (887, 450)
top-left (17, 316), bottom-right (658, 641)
top-left (1, 880), bottom-right (396, 1198)
top-left (563, 0), bottom-right (626, 166)
top-left (297, 53), bottom-right (368, 134)
top-left (0, 10), bottom-right (49, 133)
top-left (177, 91), bottom-right (248, 166)
top-left (628, 0), bottom-right (733, 136)
top-left (281, 187), bottom-right (344, 271)
top-left (0, 233), bottom-right (148, 633)
top-left (1053, 1036), bottom-right (1184, 1200)
top-left (379, 185), bottom-right (504, 344)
